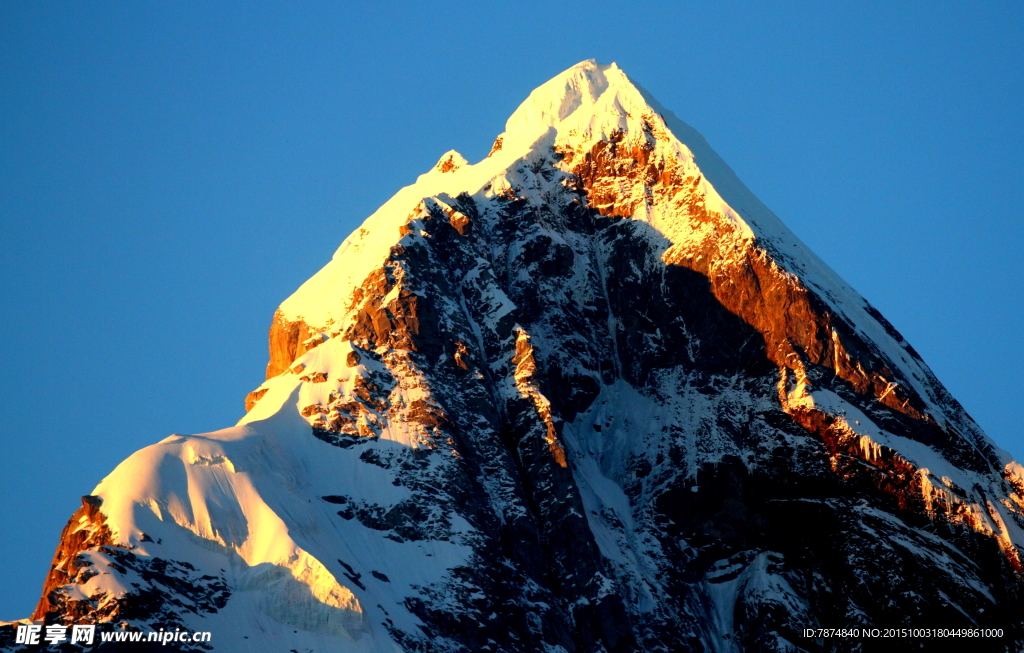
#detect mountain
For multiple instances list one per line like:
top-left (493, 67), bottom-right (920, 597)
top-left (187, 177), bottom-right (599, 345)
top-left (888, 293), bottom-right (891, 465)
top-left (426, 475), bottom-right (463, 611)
top-left (6, 60), bottom-right (1024, 652)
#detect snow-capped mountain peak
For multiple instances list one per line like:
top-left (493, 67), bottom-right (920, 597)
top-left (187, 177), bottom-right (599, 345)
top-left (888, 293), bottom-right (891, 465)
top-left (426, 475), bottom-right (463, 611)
top-left (501, 60), bottom-right (641, 143)
top-left (12, 61), bottom-right (1024, 653)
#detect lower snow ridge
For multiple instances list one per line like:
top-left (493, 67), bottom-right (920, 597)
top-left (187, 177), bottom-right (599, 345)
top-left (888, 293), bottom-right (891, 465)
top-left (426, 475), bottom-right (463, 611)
top-left (92, 424), bottom-right (369, 639)
top-left (79, 399), bottom-right (470, 650)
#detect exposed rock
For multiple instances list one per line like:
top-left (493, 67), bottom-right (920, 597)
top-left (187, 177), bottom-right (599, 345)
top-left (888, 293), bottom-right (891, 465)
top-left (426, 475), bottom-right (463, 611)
top-left (32, 496), bottom-right (115, 622)
top-left (300, 371), bottom-right (328, 383)
top-left (266, 311), bottom-right (323, 379)
top-left (244, 387), bottom-right (268, 411)
top-left (20, 60), bottom-right (1024, 653)
top-left (435, 150), bottom-right (467, 174)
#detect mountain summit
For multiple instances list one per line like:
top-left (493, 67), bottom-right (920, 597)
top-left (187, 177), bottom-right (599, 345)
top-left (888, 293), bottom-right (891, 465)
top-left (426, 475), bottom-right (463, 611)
top-left (10, 60), bottom-right (1024, 652)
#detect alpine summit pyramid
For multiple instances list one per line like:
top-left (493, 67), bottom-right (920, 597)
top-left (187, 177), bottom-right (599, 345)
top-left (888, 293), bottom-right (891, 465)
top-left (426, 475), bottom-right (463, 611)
top-left (8, 60), bottom-right (1024, 653)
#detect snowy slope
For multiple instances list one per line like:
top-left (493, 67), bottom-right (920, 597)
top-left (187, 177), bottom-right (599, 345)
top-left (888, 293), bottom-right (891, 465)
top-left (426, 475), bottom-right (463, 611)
top-left (10, 60), bottom-right (1024, 653)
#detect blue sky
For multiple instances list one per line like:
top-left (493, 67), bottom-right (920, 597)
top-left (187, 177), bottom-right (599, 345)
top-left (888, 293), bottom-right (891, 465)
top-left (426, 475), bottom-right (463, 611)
top-left (1, 1), bottom-right (1021, 619)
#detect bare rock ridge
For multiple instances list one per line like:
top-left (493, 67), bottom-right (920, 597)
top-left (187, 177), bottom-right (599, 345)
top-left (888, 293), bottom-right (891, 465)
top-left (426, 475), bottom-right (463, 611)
top-left (8, 60), bottom-right (1024, 653)
top-left (31, 496), bottom-right (114, 623)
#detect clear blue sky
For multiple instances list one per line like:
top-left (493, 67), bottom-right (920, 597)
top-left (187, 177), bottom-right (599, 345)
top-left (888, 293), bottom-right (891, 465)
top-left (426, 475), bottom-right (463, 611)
top-left (1, 1), bottom-right (1021, 620)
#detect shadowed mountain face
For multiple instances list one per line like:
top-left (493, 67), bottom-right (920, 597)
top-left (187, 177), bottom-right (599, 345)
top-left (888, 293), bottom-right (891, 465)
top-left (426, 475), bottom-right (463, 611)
top-left (8, 61), bottom-right (1024, 653)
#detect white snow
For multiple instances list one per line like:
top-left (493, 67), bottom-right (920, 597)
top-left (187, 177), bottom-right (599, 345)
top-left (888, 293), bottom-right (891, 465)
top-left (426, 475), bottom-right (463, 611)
top-left (276, 60), bottom-right (752, 333)
top-left (48, 59), bottom-right (1024, 652)
top-left (86, 388), bottom-right (470, 649)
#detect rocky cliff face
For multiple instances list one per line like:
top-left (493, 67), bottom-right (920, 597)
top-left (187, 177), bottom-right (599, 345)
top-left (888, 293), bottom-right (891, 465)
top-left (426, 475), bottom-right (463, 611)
top-left (8, 61), bottom-right (1024, 653)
